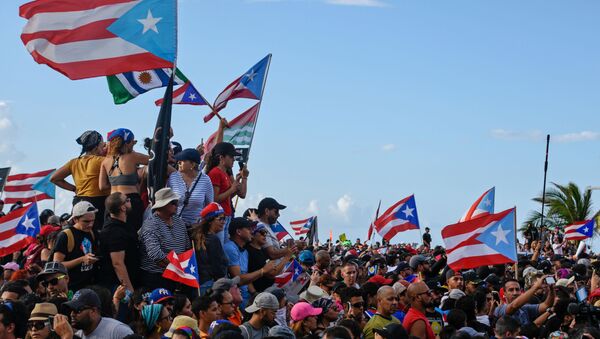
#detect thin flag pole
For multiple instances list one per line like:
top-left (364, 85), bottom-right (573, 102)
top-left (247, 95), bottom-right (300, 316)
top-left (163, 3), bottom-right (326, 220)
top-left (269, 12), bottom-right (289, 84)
top-left (369, 200), bottom-right (381, 247)
top-left (513, 206), bottom-right (519, 281)
top-left (191, 242), bottom-right (201, 296)
top-left (539, 135), bottom-right (550, 249)
top-left (245, 54), bottom-right (272, 161)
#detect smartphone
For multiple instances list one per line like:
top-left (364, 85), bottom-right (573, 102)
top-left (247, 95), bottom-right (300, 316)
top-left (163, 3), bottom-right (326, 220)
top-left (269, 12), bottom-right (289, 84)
top-left (46, 316), bottom-right (54, 331)
top-left (492, 291), bottom-right (500, 302)
top-left (576, 287), bottom-right (588, 302)
top-left (545, 276), bottom-right (556, 285)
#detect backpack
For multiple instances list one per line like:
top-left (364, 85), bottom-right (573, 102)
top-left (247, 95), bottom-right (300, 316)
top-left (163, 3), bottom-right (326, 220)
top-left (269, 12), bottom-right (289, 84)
top-left (56, 228), bottom-right (95, 255)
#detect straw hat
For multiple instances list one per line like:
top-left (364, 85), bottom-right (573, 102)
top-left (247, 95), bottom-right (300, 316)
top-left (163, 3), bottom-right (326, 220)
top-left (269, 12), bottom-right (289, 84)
top-left (29, 303), bottom-right (58, 321)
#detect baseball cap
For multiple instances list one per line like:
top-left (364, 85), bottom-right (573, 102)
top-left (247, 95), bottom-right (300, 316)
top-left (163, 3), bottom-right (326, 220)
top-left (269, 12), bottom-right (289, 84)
top-left (64, 289), bottom-right (101, 311)
top-left (1, 262), bottom-right (19, 271)
top-left (36, 261), bottom-right (68, 281)
top-left (264, 287), bottom-right (286, 301)
top-left (175, 148), bottom-right (201, 164)
top-left (373, 323), bottom-right (408, 339)
top-left (446, 269), bottom-right (462, 281)
top-left (448, 289), bottom-right (466, 300)
top-left (368, 275), bottom-right (393, 286)
top-left (393, 281), bottom-right (408, 295)
top-left (69, 201), bottom-right (98, 221)
top-left (299, 250), bottom-right (315, 265)
top-left (59, 213), bottom-right (70, 222)
top-left (212, 277), bottom-right (241, 291)
top-left (228, 217), bottom-right (255, 237)
top-left (40, 225), bottom-right (61, 237)
top-left (556, 276), bottom-right (575, 287)
top-left (200, 202), bottom-right (224, 220)
top-left (245, 292), bottom-right (279, 313)
top-left (148, 288), bottom-right (174, 304)
top-left (212, 142), bottom-right (241, 157)
top-left (257, 197), bottom-right (286, 214)
top-left (409, 255), bottom-right (429, 270)
top-left (47, 215), bottom-right (61, 226)
top-left (395, 261), bottom-right (411, 272)
top-left (291, 302), bottom-right (322, 321)
top-left (462, 270), bottom-right (483, 285)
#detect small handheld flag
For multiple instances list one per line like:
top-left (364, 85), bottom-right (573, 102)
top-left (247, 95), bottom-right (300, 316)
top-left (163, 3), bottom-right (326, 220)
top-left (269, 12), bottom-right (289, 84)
top-left (0, 202), bottom-right (40, 256)
top-left (162, 249), bottom-right (200, 288)
top-left (374, 195), bottom-right (420, 241)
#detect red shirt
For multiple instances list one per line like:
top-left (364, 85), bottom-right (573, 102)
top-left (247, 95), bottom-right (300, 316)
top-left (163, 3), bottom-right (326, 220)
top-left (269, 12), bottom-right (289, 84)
top-left (403, 308), bottom-right (435, 339)
top-left (208, 167), bottom-right (233, 216)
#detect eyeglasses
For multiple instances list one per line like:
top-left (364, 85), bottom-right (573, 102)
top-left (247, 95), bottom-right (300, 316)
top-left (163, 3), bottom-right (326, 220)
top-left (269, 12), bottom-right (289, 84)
top-left (351, 302), bottom-right (364, 308)
top-left (27, 321), bottom-right (48, 331)
top-left (158, 314), bottom-right (173, 322)
top-left (42, 275), bottom-right (66, 287)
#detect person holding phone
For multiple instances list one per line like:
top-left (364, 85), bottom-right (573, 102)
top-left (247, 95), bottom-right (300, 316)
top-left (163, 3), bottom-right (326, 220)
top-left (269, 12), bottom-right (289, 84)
top-left (494, 275), bottom-right (555, 326)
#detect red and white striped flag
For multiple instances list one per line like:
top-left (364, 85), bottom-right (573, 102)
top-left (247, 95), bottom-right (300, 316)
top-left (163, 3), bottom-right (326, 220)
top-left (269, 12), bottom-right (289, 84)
top-left (3, 169), bottom-right (55, 204)
top-left (162, 249), bottom-right (200, 288)
top-left (0, 202), bottom-right (40, 257)
top-left (367, 200), bottom-right (381, 241)
top-left (19, 0), bottom-right (175, 80)
top-left (290, 217), bottom-right (314, 236)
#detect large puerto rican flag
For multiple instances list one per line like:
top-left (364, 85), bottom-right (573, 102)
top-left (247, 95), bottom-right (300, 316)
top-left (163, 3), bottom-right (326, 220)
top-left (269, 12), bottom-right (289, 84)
top-left (162, 249), bottom-right (200, 288)
top-left (290, 217), bottom-right (315, 236)
top-left (3, 169), bottom-right (55, 204)
top-left (459, 187), bottom-right (495, 222)
top-left (564, 220), bottom-right (594, 241)
top-left (0, 203), bottom-right (40, 257)
top-left (374, 195), bottom-right (420, 241)
top-left (19, 0), bottom-right (176, 80)
top-left (443, 207), bottom-right (517, 271)
top-left (275, 260), bottom-right (302, 288)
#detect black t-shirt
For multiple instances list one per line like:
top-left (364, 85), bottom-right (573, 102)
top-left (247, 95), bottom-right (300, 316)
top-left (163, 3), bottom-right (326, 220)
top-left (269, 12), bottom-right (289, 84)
top-left (98, 217), bottom-right (140, 288)
top-left (53, 226), bottom-right (98, 291)
top-left (246, 244), bottom-right (274, 293)
top-left (196, 233), bottom-right (228, 283)
top-left (423, 233), bottom-right (432, 244)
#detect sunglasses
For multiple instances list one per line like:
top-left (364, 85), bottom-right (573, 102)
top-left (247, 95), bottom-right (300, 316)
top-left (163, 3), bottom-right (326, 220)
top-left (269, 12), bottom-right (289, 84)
top-left (27, 321), bottom-right (48, 331)
top-left (351, 302), bottom-right (365, 308)
top-left (72, 306), bottom-right (94, 315)
top-left (216, 216), bottom-right (226, 221)
top-left (42, 275), bottom-right (66, 288)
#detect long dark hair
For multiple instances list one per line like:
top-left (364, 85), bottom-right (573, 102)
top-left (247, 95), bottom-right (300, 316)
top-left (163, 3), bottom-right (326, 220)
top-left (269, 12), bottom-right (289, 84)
top-left (192, 216), bottom-right (216, 251)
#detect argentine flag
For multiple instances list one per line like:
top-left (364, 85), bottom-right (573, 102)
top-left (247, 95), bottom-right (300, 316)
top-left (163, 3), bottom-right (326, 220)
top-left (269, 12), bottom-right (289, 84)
top-left (107, 68), bottom-right (187, 104)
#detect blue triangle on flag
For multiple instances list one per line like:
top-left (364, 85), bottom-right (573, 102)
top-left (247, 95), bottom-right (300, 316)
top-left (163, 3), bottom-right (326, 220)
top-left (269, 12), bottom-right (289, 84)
top-left (15, 203), bottom-right (40, 237)
top-left (31, 171), bottom-right (56, 199)
top-left (577, 220), bottom-right (595, 238)
top-left (107, 0), bottom-right (176, 62)
top-left (476, 209), bottom-right (517, 261)
top-left (240, 54), bottom-right (270, 99)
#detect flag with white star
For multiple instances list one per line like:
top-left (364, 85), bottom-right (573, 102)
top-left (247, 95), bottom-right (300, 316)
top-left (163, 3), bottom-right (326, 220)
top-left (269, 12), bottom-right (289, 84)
top-left (564, 219), bottom-right (595, 241)
top-left (459, 187), bottom-right (495, 222)
top-left (0, 202), bottom-right (40, 257)
top-left (155, 81), bottom-right (209, 106)
top-left (374, 195), bottom-right (420, 241)
top-left (443, 207), bottom-right (517, 271)
top-left (162, 249), bottom-right (200, 288)
top-left (205, 54), bottom-right (272, 122)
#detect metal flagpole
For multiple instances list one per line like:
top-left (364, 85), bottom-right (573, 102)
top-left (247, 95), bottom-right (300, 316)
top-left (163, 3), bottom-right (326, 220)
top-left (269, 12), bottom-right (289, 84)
top-left (513, 206), bottom-right (519, 281)
top-left (539, 135), bottom-right (550, 249)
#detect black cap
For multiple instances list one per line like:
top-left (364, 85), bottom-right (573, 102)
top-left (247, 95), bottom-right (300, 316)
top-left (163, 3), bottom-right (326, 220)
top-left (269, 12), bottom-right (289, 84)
top-left (257, 197), bottom-right (286, 214)
top-left (228, 217), bottom-right (255, 237)
top-left (171, 141), bottom-right (183, 155)
top-left (213, 142), bottom-right (241, 157)
top-left (36, 262), bottom-right (68, 281)
top-left (64, 289), bottom-right (101, 311)
top-left (373, 324), bottom-right (408, 339)
top-left (175, 148), bottom-right (201, 164)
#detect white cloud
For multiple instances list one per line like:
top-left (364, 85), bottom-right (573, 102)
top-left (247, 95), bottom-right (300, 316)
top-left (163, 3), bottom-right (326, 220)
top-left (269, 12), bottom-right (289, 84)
top-left (307, 199), bottom-right (319, 214)
top-left (55, 189), bottom-right (75, 214)
top-left (325, 0), bottom-right (388, 6)
top-left (0, 101), bottom-right (25, 166)
top-left (490, 129), bottom-right (600, 143)
top-left (329, 194), bottom-right (354, 220)
top-left (381, 143), bottom-right (396, 151)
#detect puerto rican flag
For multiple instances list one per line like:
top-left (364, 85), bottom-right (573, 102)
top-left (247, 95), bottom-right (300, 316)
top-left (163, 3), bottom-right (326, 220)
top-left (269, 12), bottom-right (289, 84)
top-left (270, 221), bottom-right (291, 241)
top-left (291, 217), bottom-right (314, 236)
top-left (442, 207), bottom-right (517, 270)
top-left (3, 169), bottom-right (55, 204)
top-left (564, 220), bottom-right (594, 241)
top-left (374, 195), bottom-right (420, 241)
top-left (204, 54), bottom-right (271, 122)
top-left (0, 202), bottom-right (40, 257)
top-left (155, 81), bottom-right (209, 106)
top-left (162, 249), bottom-right (199, 288)
top-left (275, 260), bottom-right (302, 288)
top-left (19, 0), bottom-right (176, 80)
top-left (459, 187), bottom-right (495, 222)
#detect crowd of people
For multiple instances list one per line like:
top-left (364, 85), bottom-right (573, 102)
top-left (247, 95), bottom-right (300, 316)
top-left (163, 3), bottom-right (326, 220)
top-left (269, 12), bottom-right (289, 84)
top-left (0, 126), bottom-right (599, 339)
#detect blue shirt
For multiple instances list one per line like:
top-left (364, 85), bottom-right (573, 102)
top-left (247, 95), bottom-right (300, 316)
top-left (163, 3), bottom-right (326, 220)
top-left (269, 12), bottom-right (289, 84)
top-left (224, 241), bottom-right (250, 306)
top-left (494, 303), bottom-right (539, 325)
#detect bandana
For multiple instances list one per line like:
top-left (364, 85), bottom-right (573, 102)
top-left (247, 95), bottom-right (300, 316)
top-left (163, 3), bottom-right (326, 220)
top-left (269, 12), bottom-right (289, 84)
top-left (76, 130), bottom-right (102, 155)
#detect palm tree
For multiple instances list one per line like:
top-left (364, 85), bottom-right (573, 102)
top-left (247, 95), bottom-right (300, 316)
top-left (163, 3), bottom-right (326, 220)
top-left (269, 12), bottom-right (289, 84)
top-left (522, 182), bottom-right (597, 235)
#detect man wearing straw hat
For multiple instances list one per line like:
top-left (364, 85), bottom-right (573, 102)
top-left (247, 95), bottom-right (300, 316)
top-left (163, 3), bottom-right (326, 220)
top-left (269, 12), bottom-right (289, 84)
top-left (139, 187), bottom-right (192, 291)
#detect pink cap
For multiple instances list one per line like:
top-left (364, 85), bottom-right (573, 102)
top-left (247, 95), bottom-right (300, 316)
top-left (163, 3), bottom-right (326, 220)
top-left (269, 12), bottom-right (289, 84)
top-left (2, 262), bottom-right (19, 271)
top-left (291, 302), bottom-right (322, 322)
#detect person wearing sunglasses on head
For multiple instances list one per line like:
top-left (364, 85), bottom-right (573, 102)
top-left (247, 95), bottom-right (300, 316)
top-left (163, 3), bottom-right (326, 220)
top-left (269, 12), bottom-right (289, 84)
top-left (36, 262), bottom-right (71, 300)
top-left (139, 188), bottom-right (192, 292)
top-left (363, 286), bottom-right (401, 339)
top-left (63, 288), bottom-right (132, 339)
top-left (190, 203), bottom-right (229, 296)
top-left (247, 224), bottom-right (291, 295)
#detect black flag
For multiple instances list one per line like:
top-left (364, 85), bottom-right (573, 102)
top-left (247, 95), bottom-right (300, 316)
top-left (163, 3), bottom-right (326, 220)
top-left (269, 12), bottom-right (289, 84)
top-left (0, 167), bottom-right (11, 193)
top-left (147, 74), bottom-right (174, 203)
top-left (306, 216), bottom-right (319, 246)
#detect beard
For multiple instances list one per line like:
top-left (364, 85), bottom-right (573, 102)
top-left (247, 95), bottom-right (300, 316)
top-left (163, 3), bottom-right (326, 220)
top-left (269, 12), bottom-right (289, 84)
top-left (71, 316), bottom-right (93, 331)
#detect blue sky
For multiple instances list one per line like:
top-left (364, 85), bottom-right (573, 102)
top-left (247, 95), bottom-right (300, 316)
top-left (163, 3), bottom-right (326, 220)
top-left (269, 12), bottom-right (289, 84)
top-left (1, 0), bottom-right (600, 249)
